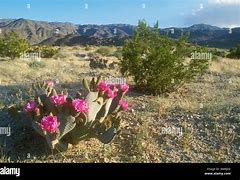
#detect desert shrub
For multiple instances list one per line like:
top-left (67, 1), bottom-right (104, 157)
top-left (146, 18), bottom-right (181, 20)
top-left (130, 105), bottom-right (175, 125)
top-left (0, 32), bottom-right (29, 59)
top-left (53, 51), bottom-right (68, 59)
top-left (121, 20), bottom-right (209, 95)
top-left (227, 45), bottom-right (240, 59)
top-left (26, 46), bottom-right (59, 58)
top-left (113, 48), bottom-right (123, 59)
top-left (212, 48), bottom-right (226, 58)
top-left (40, 46), bottom-right (59, 58)
top-left (26, 46), bottom-right (41, 53)
top-left (84, 45), bottom-right (91, 51)
top-left (28, 60), bottom-right (46, 69)
top-left (87, 52), bottom-right (96, 57)
top-left (72, 46), bottom-right (79, 50)
top-left (95, 46), bottom-right (113, 56)
top-left (89, 58), bottom-right (108, 69)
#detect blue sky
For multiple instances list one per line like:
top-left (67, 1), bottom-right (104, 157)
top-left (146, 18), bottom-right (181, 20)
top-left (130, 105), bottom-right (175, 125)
top-left (0, 0), bottom-right (239, 27)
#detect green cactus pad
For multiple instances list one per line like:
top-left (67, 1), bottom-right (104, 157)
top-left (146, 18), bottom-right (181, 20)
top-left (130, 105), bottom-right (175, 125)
top-left (85, 92), bottom-right (103, 123)
top-left (68, 122), bottom-right (93, 144)
top-left (54, 140), bottom-right (69, 152)
top-left (83, 78), bottom-right (90, 92)
top-left (57, 114), bottom-right (76, 140)
top-left (32, 121), bottom-right (45, 136)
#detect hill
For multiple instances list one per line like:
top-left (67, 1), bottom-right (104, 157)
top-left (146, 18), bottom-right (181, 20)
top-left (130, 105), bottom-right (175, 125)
top-left (0, 19), bottom-right (240, 48)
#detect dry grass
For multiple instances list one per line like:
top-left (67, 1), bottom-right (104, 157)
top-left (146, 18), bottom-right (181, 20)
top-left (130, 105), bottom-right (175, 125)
top-left (0, 47), bottom-right (239, 163)
top-left (0, 48), bottom-right (119, 85)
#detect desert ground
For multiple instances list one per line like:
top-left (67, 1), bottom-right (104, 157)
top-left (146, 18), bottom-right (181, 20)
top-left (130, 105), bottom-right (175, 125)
top-left (0, 46), bottom-right (239, 162)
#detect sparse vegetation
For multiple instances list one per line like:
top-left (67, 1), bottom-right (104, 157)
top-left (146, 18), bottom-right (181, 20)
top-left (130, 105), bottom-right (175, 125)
top-left (211, 48), bottom-right (227, 58)
top-left (28, 60), bottom-right (46, 69)
top-left (84, 45), bottom-right (91, 51)
top-left (96, 46), bottom-right (113, 56)
top-left (87, 52), bottom-right (95, 57)
top-left (113, 48), bottom-right (122, 59)
top-left (227, 44), bottom-right (240, 59)
top-left (0, 48), bottom-right (239, 163)
top-left (40, 46), bottom-right (59, 58)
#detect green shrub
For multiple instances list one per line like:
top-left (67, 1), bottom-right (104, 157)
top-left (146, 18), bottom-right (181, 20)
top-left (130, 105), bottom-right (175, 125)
top-left (212, 48), bottom-right (226, 57)
top-left (84, 45), bottom-right (91, 51)
top-left (121, 20), bottom-right (209, 95)
top-left (72, 46), bottom-right (79, 50)
top-left (95, 46), bottom-right (113, 56)
top-left (0, 32), bottom-right (29, 59)
top-left (25, 46), bottom-right (58, 58)
top-left (40, 46), bottom-right (58, 58)
top-left (205, 48), bottom-right (226, 60)
top-left (227, 45), bottom-right (240, 59)
top-left (28, 60), bottom-right (46, 69)
top-left (87, 52), bottom-right (95, 57)
top-left (113, 48), bottom-right (122, 59)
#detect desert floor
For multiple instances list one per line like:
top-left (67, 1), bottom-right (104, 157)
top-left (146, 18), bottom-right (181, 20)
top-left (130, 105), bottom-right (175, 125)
top-left (0, 46), bottom-right (239, 162)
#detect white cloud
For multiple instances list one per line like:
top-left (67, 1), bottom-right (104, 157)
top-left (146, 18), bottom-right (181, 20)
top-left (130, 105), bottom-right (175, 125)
top-left (184, 1), bottom-right (240, 27)
top-left (191, 3), bottom-right (205, 15)
top-left (209, 0), bottom-right (240, 4)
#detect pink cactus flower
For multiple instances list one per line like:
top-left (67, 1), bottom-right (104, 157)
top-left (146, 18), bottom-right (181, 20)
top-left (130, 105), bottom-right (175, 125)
top-left (113, 88), bottom-right (119, 98)
top-left (97, 81), bottom-right (108, 91)
top-left (106, 88), bottom-right (114, 98)
top-left (105, 86), bottom-right (119, 99)
top-left (23, 100), bottom-right (37, 112)
top-left (40, 115), bottom-right (59, 133)
top-left (107, 83), bottom-right (115, 89)
top-left (72, 99), bottom-right (88, 113)
top-left (120, 83), bottom-right (129, 93)
top-left (50, 94), bottom-right (66, 106)
top-left (45, 80), bottom-right (55, 87)
top-left (119, 99), bottom-right (129, 111)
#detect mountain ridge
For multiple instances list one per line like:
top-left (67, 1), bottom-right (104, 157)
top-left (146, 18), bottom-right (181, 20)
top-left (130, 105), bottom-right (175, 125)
top-left (0, 18), bottom-right (239, 48)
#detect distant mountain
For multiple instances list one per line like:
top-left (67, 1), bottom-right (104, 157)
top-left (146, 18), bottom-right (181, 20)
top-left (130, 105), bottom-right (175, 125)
top-left (0, 18), bottom-right (77, 44)
top-left (184, 24), bottom-right (240, 48)
top-left (0, 19), bottom-right (15, 27)
top-left (0, 19), bottom-right (240, 48)
top-left (40, 24), bottom-right (133, 46)
top-left (159, 24), bottom-right (240, 48)
top-left (77, 24), bottom-right (135, 39)
top-left (187, 24), bottom-right (221, 31)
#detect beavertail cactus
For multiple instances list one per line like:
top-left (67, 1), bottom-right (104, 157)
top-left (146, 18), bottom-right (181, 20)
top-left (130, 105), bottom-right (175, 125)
top-left (8, 77), bottom-right (129, 152)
